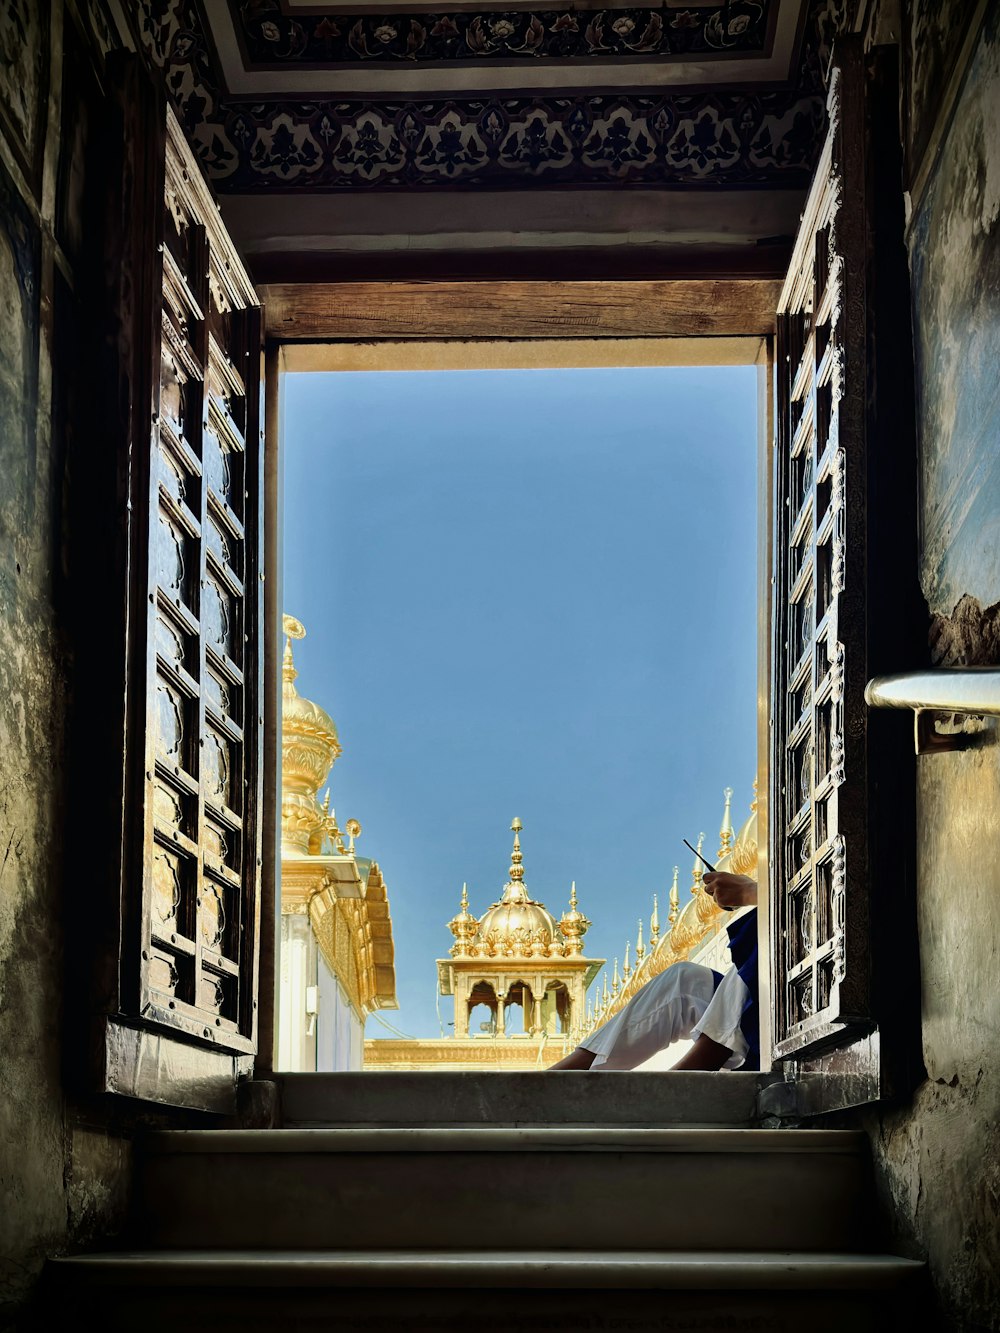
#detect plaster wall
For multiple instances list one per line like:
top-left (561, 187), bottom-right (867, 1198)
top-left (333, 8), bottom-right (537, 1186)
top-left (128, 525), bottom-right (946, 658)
top-left (865, 9), bottom-right (1000, 1329)
top-left (0, 1), bottom-right (138, 1320)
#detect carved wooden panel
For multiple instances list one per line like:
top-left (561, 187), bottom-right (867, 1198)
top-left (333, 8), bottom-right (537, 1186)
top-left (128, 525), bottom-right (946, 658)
top-left (770, 41), bottom-right (874, 1061)
top-left (137, 109), bottom-right (263, 1055)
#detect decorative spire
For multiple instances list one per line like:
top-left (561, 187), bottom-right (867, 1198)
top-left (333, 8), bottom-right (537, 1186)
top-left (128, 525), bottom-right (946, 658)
top-left (498, 816), bottom-right (532, 906)
top-left (718, 787), bottom-right (734, 859)
top-left (611, 958), bottom-right (620, 998)
top-left (559, 878), bottom-right (591, 955)
top-left (602, 971), bottom-right (609, 1008)
top-left (312, 786), bottom-right (346, 855)
top-left (668, 866), bottom-right (680, 926)
top-left (691, 832), bottom-right (706, 894)
top-left (651, 894), bottom-right (660, 946)
top-left (635, 918), bottom-right (645, 963)
top-left (280, 612), bottom-right (343, 857)
top-left (586, 999), bottom-right (593, 1027)
top-left (447, 880), bottom-right (477, 957)
top-left (509, 817), bottom-right (524, 882)
top-left (622, 941), bottom-right (631, 982)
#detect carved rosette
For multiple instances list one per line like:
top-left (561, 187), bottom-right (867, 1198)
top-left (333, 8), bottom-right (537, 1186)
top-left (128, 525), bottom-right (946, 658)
top-left (830, 835), bottom-right (847, 983)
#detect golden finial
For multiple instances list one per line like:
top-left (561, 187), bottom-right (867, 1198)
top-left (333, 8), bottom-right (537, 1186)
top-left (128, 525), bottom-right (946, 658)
top-left (509, 817), bottom-right (524, 882)
top-left (611, 958), bottom-right (620, 998)
top-left (321, 788), bottom-right (331, 816)
top-left (283, 613), bottom-right (306, 684)
top-left (586, 1000), bottom-right (593, 1026)
top-left (691, 832), bottom-right (706, 894)
top-left (668, 866), bottom-right (680, 925)
top-left (718, 787), bottom-right (734, 859)
top-left (345, 818), bottom-right (362, 853)
top-left (559, 880), bottom-right (591, 954)
top-left (622, 941), bottom-right (631, 982)
top-left (448, 881), bottom-right (477, 957)
top-left (650, 894), bottom-right (660, 946)
top-left (602, 971), bottom-right (610, 1007)
top-left (635, 918), bottom-right (645, 962)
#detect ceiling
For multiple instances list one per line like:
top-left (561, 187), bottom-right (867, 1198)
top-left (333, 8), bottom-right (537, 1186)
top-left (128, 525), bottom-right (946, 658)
top-left (129, 0), bottom-right (856, 280)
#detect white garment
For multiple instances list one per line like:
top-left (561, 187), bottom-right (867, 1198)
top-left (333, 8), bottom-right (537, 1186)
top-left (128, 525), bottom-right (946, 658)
top-left (583, 960), bottom-right (752, 1071)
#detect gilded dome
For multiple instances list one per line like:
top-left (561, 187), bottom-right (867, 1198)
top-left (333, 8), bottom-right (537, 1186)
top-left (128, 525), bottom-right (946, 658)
top-left (470, 819), bottom-right (562, 959)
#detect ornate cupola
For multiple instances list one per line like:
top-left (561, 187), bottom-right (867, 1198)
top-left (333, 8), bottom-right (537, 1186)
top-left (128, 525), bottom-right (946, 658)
top-left (437, 819), bottom-right (603, 1043)
top-left (473, 819), bottom-right (561, 959)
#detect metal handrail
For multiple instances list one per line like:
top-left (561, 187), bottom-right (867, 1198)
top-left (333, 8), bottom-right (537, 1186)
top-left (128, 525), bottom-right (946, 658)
top-left (865, 668), bottom-right (1000, 753)
top-left (865, 668), bottom-right (1000, 716)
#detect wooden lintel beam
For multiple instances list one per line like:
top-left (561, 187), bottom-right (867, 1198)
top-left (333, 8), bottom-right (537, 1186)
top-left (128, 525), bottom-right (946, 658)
top-left (260, 280), bottom-right (780, 341)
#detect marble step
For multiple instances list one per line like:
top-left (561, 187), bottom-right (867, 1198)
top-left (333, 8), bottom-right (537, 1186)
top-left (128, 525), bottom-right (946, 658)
top-left (48, 1250), bottom-right (927, 1333)
top-left (276, 1070), bottom-right (780, 1127)
top-left (137, 1127), bottom-right (871, 1252)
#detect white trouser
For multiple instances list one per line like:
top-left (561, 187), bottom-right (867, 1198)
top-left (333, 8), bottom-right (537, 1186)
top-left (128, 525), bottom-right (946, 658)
top-left (582, 961), bottom-right (750, 1070)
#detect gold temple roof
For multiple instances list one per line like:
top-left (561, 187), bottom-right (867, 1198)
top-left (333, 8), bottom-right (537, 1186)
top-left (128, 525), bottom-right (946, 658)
top-left (584, 781), bottom-right (759, 1034)
top-left (280, 613), bottom-right (398, 1015)
top-left (448, 819), bottom-right (594, 962)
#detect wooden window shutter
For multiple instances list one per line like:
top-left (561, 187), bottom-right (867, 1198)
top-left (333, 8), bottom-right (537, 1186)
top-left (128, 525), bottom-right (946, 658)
top-left (99, 56), bottom-right (265, 1100)
top-left (769, 37), bottom-right (919, 1068)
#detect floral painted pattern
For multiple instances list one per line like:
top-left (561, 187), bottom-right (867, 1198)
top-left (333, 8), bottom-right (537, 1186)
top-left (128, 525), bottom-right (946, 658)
top-left (128, 0), bottom-right (848, 192)
top-left (235, 0), bottom-right (770, 65)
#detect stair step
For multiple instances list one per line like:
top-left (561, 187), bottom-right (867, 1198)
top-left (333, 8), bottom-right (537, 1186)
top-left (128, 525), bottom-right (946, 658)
top-left (137, 1128), bottom-right (871, 1253)
top-left (54, 1248), bottom-right (924, 1289)
top-left (48, 1251), bottom-right (926, 1333)
top-left (277, 1070), bottom-right (779, 1127)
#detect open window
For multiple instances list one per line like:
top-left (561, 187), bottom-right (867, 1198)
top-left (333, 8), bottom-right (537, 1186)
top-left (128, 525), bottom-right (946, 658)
top-left (768, 38), bottom-right (921, 1107)
top-left (90, 38), bottom-right (919, 1108)
top-left (90, 57), bottom-right (266, 1112)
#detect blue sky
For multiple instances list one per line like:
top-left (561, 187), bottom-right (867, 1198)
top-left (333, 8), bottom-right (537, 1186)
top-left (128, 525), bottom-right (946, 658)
top-left (282, 365), bottom-right (759, 1038)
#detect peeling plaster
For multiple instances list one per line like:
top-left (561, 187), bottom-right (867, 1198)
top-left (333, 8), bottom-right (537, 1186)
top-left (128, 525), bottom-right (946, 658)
top-left (912, 9), bottom-right (1000, 616)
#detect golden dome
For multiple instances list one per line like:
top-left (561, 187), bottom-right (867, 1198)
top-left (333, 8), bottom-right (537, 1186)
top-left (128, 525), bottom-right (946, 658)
top-left (281, 614), bottom-right (343, 854)
top-left (471, 819), bottom-right (562, 959)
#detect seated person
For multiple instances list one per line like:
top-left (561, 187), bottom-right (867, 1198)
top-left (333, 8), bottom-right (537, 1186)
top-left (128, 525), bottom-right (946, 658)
top-left (548, 871), bottom-right (759, 1071)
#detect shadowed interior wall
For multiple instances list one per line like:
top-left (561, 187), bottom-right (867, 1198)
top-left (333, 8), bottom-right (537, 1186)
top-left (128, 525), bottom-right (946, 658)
top-left (0, 3), bottom-right (133, 1316)
top-left (864, 8), bottom-right (1000, 1328)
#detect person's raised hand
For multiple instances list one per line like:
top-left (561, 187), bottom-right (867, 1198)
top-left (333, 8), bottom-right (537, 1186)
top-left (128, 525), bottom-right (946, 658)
top-left (702, 871), bottom-right (757, 911)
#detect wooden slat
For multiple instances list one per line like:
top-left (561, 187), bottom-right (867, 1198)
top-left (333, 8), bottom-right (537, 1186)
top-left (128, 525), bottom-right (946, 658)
top-left (260, 280), bottom-right (780, 341)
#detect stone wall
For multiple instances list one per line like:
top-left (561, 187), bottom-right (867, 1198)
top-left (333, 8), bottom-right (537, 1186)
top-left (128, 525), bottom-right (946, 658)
top-left (0, 3), bottom-right (133, 1320)
top-left (864, 8), bottom-right (1000, 1329)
